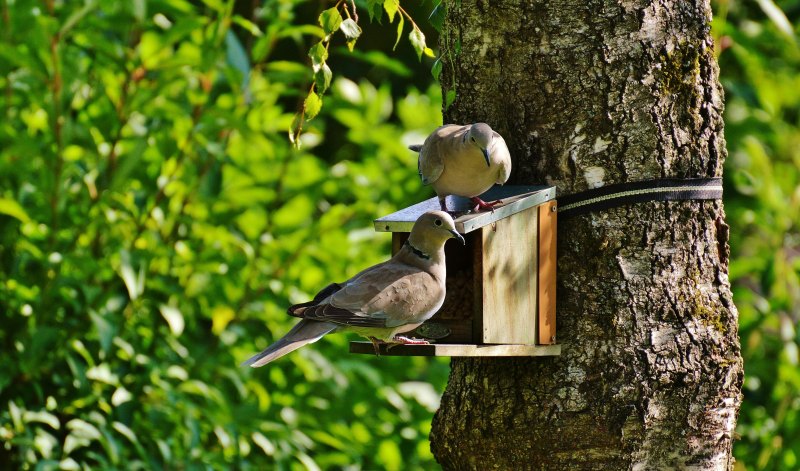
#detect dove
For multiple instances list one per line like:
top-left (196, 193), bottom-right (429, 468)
top-left (410, 123), bottom-right (512, 213)
top-left (242, 210), bottom-right (465, 367)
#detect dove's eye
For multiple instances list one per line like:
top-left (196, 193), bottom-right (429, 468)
top-left (434, 219), bottom-right (443, 226)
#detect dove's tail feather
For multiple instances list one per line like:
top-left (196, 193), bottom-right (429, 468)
top-left (408, 144), bottom-right (422, 152)
top-left (242, 320), bottom-right (337, 367)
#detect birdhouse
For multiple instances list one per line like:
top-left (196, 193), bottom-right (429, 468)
top-left (350, 186), bottom-right (560, 357)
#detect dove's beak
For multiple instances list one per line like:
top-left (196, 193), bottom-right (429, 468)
top-left (449, 230), bottom-right (465, 245)
top-left (481, 148), bottom-right (490, 167)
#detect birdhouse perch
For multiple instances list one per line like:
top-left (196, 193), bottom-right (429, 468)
top-left (350, 186), bottom-right (560, 357)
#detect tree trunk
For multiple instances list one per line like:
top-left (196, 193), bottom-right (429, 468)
top-left (430, 1), bottom-right (743, 469)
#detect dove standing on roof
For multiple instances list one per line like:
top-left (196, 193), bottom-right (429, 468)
top-left (242, 211), bottom-right (464, 367)
top-left (410, 123), bottom-right (512, 213)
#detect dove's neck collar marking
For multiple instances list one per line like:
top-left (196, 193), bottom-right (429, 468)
top-left (404, 240), bottom-right (430, 260)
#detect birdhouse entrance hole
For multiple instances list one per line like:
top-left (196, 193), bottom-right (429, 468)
top-left (350, 186), bottom-right (561, 357)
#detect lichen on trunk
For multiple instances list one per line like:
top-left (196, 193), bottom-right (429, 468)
top-left (429, 0), bottom-right (743, 469)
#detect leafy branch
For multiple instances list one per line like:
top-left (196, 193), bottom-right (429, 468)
top-left (289, 0), bottom-right (435, 146)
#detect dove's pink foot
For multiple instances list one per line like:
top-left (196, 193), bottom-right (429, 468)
top-left (391, 336), bottom-right (431, 345)
top-left (470, 197), bottom-right (503, 213)
top-left (385, 336), bottom-right (431, 352)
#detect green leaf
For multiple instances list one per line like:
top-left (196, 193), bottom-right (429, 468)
top-left (89, 311), bottom-right (115, 355)
top-left (211, 306), bottom-right (235, 335)
top-left (289, 112), bottom-right (303, 147)
top-left (428, 2), bottom-right (446, 32)
top-left (445, 88), bottom-right (456, 109)
top-left (431, 57), bottom-right (442, 80)
top-left (367, 0), bottom-right (383, 22)
top-left (755, 0), bottom-right (795, 40)
top-left (118, 250), bottom-right (144, 300)
top-left (159, 305), bottom-right (185, 336)
top-left (318, 7), bottom-right (343, 35)
top-left (340, 19), bottom-right (362, 40)
top-left (409, 26), bottom-right (426, 60)
top-left (384, 0), bottom-right (399, 23)
top-left (23, 410), bottom-right (61, 430)
top-left (377, 439), bottom-right (403, 471)
top-left (0, 197), bottom-right (31, 223)
top-left (132, 0), bottom-right (146, 22)
top-left (314, 63), bottom-right (332, 94)
top-left (60, 0), bottom-right (98, 37)
top-left (393, 14), bottom-right (404, 51)
top-left (232, 14), bottom-right (263, 36)
top-left (304, 91), bottom-right (322, 120)
top-left (346, 38), bottom-right (357, 52)
top-left (308, 41), bottom-right (328, 68)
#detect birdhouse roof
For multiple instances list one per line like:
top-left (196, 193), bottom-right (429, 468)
top-left (374, 185), bottom-right (556, 234)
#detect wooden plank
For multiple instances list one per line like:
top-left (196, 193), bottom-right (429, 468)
top-left (374, 186), bottom-right (556, 233)
top-left (391, 232), bottom-right (409, 256)
top-left (480, 205), bottom-right (538, 345)
top-left (349, 341), bottom-right (561, 357)
top-left (471, 227), bottom-right (484, 342)
top-left (538, 200), bottom-right (557, 344)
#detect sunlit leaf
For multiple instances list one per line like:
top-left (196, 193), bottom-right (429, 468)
top-left (252, 432), bottom-right (275, 456)
top-left (377, 439), bottom-right (403, 471)
top-left (23, 410), bottom-right (60, 430)
top-left (308, 41), bottom-right (328, 67)
top-left (232, 14), bottom-right (263, 36)
top-left (315, 63), bottom-right (333, 94)
top-left (340, 19), bottom-right (362, 40)
top-left (304, 91), bottom-right (323, 120)
top-left (384, 0), bottom-right (399, 23)
top-left (393, 14), bottom-right (404, 51)
top-left (118, 250), bottom-right (144, 300)
top-left (159, 305), bottom-right (185, 336)
top-left (409, 26), bottom-right (426, 60)
top-left (319, 7), bottom-right (343, 35)
top-left (211, 306), bottom-right (235, 335)
top-left (754, 0), bottom-right (795, 41)
top-left (0, 197), bottom-right (31, 223)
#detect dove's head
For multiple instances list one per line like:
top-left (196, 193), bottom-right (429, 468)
top-left (468, 123), bottom-right (494, 167)
top-left (408, 211), bottom-right (465, 252)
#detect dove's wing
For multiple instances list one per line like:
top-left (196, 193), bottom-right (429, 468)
top-left (297, 261), bottom-right (441, 329)
top-left (492, 131), bottom-right (512, 185)
top-left (287, 282), bottom-right (343, 317)
top-left (418, 125), bottom-right (463, 185)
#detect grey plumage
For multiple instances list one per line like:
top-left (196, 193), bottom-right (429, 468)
top-left (242, 210), bottom-right (464, 367)
top-left (412, 123), bottom-right (512, 212)
top-left (241, 319), bottom-right (337, 367)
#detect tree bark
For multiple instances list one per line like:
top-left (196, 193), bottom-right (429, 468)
top-left (430, 1), bottom-right (743, 469)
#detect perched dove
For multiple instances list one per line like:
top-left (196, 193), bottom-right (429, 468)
top-left (410, 123), bottom-right (512, 213)
top-left (242, 210), bottom-right (464, 367)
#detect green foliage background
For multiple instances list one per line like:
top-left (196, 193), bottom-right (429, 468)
top-left (0, 0), bottom-right (797, 469)
top-left (716, 1), bottom-right (800, 469)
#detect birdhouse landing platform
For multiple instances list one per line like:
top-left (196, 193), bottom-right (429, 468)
top-left (350, 185), bottom-right (560, 357)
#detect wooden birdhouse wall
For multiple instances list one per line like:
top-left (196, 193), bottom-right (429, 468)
top-left (390, 200), bottom-right (556, 348)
